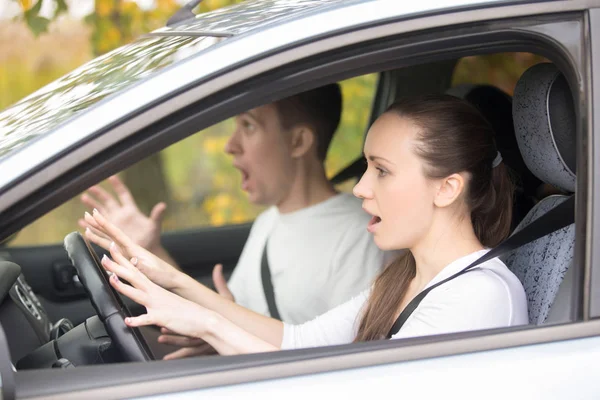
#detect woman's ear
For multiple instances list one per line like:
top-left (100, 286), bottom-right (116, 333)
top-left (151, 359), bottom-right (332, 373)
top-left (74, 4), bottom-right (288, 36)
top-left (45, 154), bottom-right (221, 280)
top-left (434, 173), bottom-right (466, 208)
top-left (290, 125), bottom-right (315, 158)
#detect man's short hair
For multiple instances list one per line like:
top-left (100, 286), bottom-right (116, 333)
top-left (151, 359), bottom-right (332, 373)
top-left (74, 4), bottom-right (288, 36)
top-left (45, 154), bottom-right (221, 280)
top-left (274, 83), bottom-right (342, 161)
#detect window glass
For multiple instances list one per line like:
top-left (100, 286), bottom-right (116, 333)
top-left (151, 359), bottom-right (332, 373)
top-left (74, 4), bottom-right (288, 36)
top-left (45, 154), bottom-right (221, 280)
top-left (452, 52), bottom-right (547, 94)
top-left (9, 74), bottom-right (378, 245)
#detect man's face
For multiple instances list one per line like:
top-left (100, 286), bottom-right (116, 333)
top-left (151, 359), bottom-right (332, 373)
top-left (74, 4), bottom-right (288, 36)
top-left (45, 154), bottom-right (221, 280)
top-left (225, 104), bottom-right (295, 206)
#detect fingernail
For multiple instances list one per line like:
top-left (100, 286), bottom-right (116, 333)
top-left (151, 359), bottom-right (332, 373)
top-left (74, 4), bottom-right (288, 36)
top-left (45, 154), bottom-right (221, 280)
top-left (125, 317), bottom-right (131, 324)
top-left (84, 211), bottom-right (91, 218)
top-left (110, 241), bottom-right (115, 249)
top-left (112, 274), bottom-right (119, 282)
top-left (101, 254), bottom-right (108, 263)
top-left (130, 257), bottom-right (138, 266)
top-left (106, 270), bottom-right (113, 277)
top-left (85, 227), bottom-right (90, 234)
top-left (93, 208), bottom-right (99, 215)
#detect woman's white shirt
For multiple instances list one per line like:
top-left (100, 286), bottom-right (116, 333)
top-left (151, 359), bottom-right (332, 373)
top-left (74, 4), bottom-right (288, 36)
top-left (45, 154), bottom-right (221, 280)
top-left (280, 249), bottom-right (528, 349)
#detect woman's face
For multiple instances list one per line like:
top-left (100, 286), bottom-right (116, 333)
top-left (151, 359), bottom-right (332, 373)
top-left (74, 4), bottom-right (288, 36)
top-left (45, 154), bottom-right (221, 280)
top-left (353, 113), bottom-right (439, 251)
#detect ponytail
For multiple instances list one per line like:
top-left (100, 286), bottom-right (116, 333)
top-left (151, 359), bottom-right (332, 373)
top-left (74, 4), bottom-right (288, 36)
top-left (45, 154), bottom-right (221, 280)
top-left (470, 162), bottom-right (514, 248)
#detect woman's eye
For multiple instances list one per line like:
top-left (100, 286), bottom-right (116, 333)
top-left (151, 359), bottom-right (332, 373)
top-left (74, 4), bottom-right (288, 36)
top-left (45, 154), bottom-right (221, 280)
top-left (376, 167), bottom-right (388, 177)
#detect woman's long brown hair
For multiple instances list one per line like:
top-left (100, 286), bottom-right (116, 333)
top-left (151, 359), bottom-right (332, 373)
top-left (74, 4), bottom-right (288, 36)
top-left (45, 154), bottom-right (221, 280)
top-left (354, 95), bottom-right (515, 342)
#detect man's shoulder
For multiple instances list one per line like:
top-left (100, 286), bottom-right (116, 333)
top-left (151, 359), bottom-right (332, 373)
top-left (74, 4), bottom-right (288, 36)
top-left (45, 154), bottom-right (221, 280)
top-left (246, 207), bottom-right (278, 238)
top-left (253, 206), bottom-right (278, 225)
top-left (324, 193), bottom-right (370, 223)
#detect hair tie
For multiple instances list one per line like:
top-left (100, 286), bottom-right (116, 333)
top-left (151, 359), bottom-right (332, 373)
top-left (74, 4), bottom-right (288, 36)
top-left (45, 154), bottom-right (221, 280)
top-left (492, 151), bottom-right (503, 168)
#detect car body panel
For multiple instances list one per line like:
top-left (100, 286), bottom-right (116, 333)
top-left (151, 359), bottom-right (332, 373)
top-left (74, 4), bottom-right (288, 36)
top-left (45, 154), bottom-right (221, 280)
top-left (136, 335), bottom-right (600, 399)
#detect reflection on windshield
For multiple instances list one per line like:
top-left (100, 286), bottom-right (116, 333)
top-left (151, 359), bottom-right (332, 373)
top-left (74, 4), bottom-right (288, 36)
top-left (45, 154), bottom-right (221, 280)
top-left (0, 35), bottom-right (221, 160)
top-left (0, 0), bottom-right (353, 161)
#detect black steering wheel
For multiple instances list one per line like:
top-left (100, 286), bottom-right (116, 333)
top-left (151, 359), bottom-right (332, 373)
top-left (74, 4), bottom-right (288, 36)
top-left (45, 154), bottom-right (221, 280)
top-left (64, 232), bottom-right (153, 362)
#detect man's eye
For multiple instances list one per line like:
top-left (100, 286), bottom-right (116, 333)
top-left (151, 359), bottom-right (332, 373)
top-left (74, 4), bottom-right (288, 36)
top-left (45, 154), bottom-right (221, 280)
top-left (243, 120), bottom-right (255, 131)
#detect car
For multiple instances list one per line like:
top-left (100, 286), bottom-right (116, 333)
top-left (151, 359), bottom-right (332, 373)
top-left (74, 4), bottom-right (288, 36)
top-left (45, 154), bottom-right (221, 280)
top-left (0, 0), bottom-right (598, 398)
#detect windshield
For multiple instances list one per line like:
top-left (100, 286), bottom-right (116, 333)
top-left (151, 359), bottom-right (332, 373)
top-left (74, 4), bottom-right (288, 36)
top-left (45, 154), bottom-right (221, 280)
top-left (0, 34), bottom-right (222, 160)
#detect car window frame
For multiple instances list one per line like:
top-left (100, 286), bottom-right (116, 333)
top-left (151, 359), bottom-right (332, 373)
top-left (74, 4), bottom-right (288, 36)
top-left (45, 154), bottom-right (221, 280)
top-left (587, 7), bottom-right (600, 318)
top-left (10, 7), bottom-right (595, 400)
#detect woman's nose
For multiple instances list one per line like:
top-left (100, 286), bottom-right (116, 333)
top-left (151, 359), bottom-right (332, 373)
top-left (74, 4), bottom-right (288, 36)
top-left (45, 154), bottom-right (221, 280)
top-left (353, 174), bottom-right (372, 199)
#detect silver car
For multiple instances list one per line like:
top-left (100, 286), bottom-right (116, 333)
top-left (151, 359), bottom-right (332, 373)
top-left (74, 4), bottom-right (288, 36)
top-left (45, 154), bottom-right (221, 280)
top-left (0, 0), bottom-right (598, 398)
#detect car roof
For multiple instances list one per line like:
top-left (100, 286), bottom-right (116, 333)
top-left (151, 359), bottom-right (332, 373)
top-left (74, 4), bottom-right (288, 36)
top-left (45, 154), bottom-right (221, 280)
top-left (0, 0), bottom-right (521, 193)
top-left (155, 0), bottom-right (352, 36)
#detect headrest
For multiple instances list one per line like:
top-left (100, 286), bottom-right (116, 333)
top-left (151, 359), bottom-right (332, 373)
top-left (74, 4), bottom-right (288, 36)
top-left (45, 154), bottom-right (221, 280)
top-left (513, 63), bottom-right (576, 192)
top-left (447, 84), bottom-right (541, 194)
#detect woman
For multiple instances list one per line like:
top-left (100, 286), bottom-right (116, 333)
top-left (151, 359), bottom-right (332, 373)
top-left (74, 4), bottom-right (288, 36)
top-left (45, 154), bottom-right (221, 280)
top-left (84, 95), bottom-right (528, 356)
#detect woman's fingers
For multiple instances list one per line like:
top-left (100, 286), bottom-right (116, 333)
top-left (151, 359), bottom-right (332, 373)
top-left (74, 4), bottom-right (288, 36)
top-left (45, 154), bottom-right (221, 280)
top-left (85, 227), bottom-right (112, 251)
top-left (85, 224), bottom-right (112, 242)
top-left (124, 313), bottom-right (154, 328)
top-left (91, 209), bottom-right (135, 249)
top-left (101, 254), bottom-right (135, 281)
top-left (83, 211), bottom-right (103, 231)
top-left (107, 271), bottom-right (148, 305)
top-left (158, 333), bottom-right (205, 347)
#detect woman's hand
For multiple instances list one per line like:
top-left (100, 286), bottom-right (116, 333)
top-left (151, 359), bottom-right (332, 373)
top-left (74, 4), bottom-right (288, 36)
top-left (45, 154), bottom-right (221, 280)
top-left (158, 328), bottom-right (218, 359)
top-left (87, 209), bottom-right (282, 355)
top-left (84, 209), bottom-right (182, 291)
top-left (101, 241), bottom-right (212, 339)
top-left (102, 241), bottom-right (278, 356)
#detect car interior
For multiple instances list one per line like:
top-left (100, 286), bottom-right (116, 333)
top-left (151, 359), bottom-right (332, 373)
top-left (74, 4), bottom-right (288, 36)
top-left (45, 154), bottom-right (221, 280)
top-left (0, 49), bottom-right (578, 371)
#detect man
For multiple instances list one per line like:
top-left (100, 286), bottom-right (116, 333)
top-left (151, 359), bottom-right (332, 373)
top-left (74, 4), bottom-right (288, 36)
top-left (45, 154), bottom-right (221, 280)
top-left (80, 84), bottom-right (386, 324)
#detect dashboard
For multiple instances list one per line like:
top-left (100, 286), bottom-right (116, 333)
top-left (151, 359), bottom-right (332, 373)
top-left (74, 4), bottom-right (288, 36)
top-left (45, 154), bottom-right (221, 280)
top-left (0, 261), bottom-right (51, 365)
top-left (0, 257), bottom-right (126, 369)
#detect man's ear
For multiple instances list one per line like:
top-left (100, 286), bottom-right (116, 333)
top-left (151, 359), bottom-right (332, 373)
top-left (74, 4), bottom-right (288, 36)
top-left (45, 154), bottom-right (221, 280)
top-left (290, 125), bottom-right (315, 158)
top-left (433, 173), bottom-right (466, 208)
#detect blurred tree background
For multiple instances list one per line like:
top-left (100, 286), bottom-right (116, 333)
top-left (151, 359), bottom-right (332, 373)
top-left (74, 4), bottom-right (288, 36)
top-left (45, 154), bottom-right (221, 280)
top-left (1, 0), bottom-right (545, 246)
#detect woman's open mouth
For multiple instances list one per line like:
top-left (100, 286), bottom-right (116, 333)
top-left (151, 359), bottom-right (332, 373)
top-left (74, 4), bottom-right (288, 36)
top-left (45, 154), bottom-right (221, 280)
top-left (367, 215), bottom-right (382, 233)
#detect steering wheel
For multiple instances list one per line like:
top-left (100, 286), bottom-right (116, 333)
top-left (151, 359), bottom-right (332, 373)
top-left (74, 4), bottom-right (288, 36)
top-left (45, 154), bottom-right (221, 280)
top-left (64, 232), bottom-right (153, 362)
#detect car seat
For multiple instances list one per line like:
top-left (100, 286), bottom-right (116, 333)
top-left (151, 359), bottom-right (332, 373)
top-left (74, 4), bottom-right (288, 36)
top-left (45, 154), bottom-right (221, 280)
top-left (501, 63), bottom-right (577, 325)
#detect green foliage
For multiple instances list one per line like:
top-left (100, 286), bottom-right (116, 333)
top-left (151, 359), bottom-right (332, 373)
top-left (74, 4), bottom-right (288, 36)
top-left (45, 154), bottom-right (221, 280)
top-left (13, 0), bottom-right (68, 36)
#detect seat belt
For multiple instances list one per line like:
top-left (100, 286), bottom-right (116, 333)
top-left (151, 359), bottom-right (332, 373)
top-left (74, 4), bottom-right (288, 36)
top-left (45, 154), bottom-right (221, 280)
top-left (387, 195), bottom-right (575, 339)
top-left (261, 240), bottom-right (281, 320)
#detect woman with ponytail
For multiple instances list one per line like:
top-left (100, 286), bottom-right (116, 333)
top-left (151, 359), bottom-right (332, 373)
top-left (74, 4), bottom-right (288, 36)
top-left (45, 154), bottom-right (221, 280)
top-left (84, 95), bottom-right (528, 356)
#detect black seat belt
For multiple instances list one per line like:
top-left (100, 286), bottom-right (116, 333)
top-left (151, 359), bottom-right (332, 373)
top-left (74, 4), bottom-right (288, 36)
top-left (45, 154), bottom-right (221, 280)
top-left (387, 195), bottom-right (575, 339)
top-left (261, 240), bottom-right (281, 320)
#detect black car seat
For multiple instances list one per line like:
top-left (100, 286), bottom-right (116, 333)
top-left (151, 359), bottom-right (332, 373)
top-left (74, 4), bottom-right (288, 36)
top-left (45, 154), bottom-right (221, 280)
top-left (501, 63), bottom-right (577, 325)
top-left (446, 84), bottom-right (542, 229)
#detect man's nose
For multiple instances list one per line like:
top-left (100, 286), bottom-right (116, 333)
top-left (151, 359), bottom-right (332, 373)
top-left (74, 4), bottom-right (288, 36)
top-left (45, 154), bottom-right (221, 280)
top-left (225, 131), bottom-right (241, 155)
